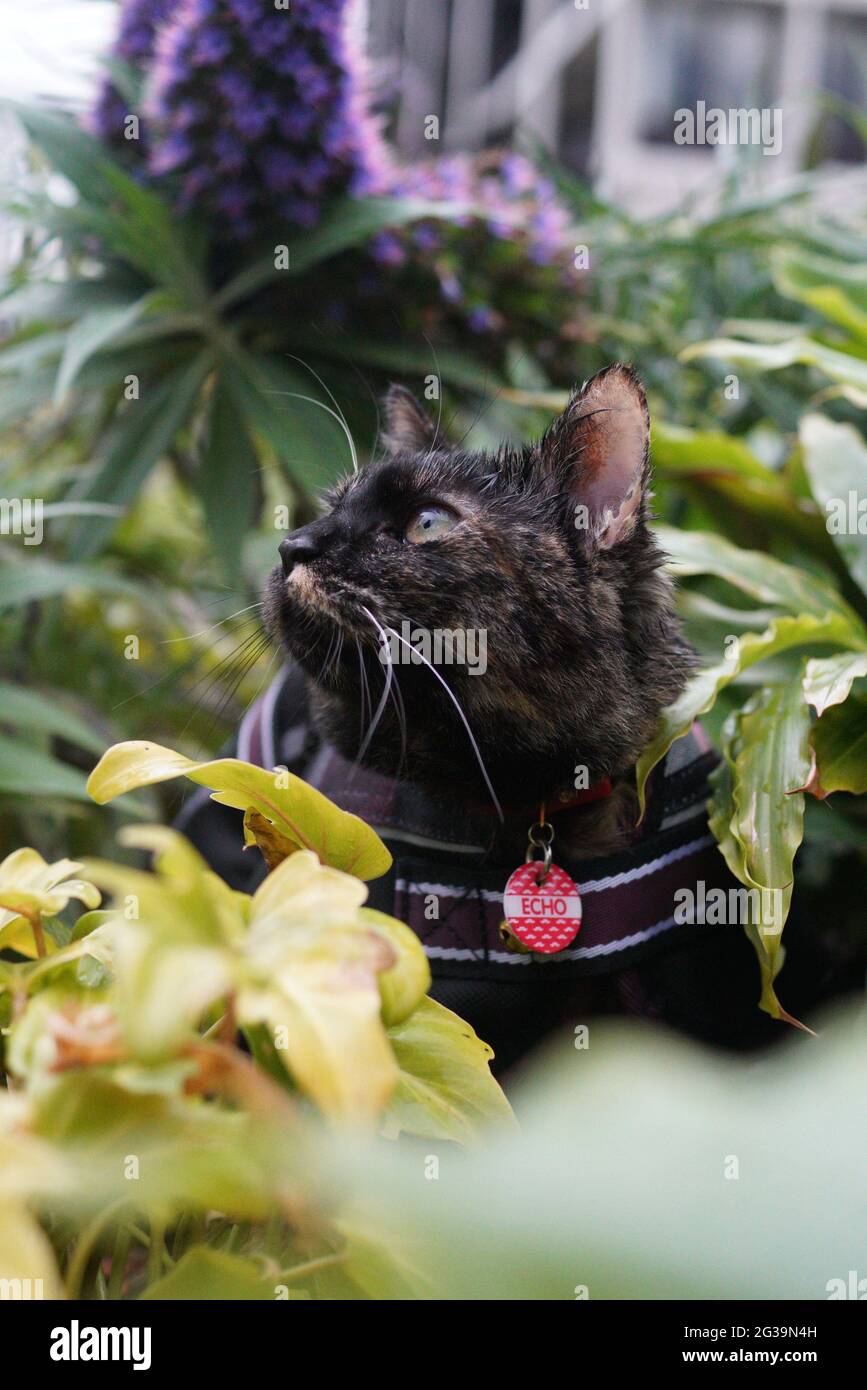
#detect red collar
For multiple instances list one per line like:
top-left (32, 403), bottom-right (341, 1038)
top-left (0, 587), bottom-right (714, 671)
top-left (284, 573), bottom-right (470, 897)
top-left (542, 778), bottom-right (614, 813)
top-left (472, 777), bottom-right (614, 820)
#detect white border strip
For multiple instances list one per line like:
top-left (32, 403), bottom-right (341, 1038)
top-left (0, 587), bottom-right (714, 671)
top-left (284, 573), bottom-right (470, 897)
top-left (394, 833), bottom-right (714, 904)
top-left (424, 914), bottom-right (680, 966)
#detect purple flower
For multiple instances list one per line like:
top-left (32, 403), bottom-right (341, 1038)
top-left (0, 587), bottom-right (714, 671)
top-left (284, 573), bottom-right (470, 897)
top-left (88, 0), bottom-right (574, 329)
top-left (90, 0), bottom-right (177, 149)
top-left (140, 0), bottom-right (392, 238)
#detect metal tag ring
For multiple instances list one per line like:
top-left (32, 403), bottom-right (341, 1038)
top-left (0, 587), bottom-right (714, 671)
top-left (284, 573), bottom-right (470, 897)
top-left (525, 839), bottom-right (553, 884)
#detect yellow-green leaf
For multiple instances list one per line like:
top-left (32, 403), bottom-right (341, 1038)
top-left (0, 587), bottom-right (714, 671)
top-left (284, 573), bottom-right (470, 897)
top-left (811, 695), bottom-right (867, 796)
top-left (360, 908), bottom-right (432, 1026)
top-left (803, 651), bottom-right (867, 717)
top-left (87, 741), bottom-right (391, 880)
top-left (727, 677), bottom-right (813, 1022)
top-left (636, 611), bottom-right (863, 815)
top-left (382, 997), bottom-right (514, 1146)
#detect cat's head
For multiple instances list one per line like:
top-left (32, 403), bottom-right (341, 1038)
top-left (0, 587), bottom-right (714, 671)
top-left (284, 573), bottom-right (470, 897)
top-left (263, 364), bottom-right (693, 803)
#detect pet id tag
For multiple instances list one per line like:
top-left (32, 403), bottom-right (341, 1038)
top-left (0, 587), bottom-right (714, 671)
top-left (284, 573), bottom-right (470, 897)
top-left (502, 818), bottom-right (582, 955)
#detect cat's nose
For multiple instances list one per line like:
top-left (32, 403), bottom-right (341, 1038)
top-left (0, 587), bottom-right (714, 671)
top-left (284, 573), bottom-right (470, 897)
top-left (279, 532), bottom-right (321, 577)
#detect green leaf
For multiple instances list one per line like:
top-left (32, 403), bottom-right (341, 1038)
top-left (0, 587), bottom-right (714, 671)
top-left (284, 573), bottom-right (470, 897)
top-left (382, 997), bottom-right (515, 1146)
top-left (0, 559), bottom-right (154, 610)
top-left (0, 681), bottom-right (107, 755)
top-left (53, 294), bottom-right (156, 403)
top-left (359, 908), bottom-right (431, 1026)
top-left (726, 677), bottom-right (813, 1021)
top-left (803, 651), bottom-right (867, 716)
top-left (338, 1008), bottom-right (867, 1298)
top-left (223, 351), bottom-right (349, 494)
top-left (811, 695), bottom-right (867, 796)
top-left (200, 374), bottom-right (258, 583)
top-left (681, 334), bottom-right (867, 395)
top-left (86, 740), bottom-right (392, 880)
top-left (656, 524), bottom-right (856, 620)
top-left (774, 248), bottom-right (867, 342)
top-left (800, 413), bottom-right (867, 599)
top-left (0, 1203), bottom-right (65, 1299)
top-left (652, 421), bottom-right (774, 483)
top-left (636, 611), bottom-right (865, 815)
top-left (0, 735), bottom-right (91, 801)
top-left (238, 852), bottom-right (398, 1121)
top-left (68, 351), bottom-right (211, 557)
top-left (141, 1246), bottom-right (277, 1300)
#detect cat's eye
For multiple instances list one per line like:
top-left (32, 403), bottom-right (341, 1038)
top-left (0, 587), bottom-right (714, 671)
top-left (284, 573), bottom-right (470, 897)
top-left (405, 506), bottom-right (459, 544)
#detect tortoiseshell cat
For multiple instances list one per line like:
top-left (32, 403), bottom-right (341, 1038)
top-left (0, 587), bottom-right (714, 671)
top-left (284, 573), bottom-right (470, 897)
top-left (182, 365), bottom-right (838, 1069)
top-left (263, 365), bottom-right (693, 859)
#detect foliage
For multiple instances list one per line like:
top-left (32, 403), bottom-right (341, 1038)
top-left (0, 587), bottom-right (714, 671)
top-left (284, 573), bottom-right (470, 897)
top-left (0, 747), bottom-right (512, 1297)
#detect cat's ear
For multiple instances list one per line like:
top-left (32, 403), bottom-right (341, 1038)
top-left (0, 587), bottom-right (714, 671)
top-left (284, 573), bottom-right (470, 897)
top-left (542, 364), bottom-right (650, 548)
top-left (381, 384), bottom-right (436, 454)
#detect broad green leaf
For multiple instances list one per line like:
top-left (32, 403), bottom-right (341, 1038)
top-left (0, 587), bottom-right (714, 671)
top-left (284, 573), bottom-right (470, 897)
top-left (69, 351), bottom-right (211, 559)
top-left (811, 695), bottom-right (867, 796)
top-left (239, 947), bottom-right (397, 1124)
top-left (681, 334), bottom-right (867, 395)
top-left (0, 1203), bottom-right (65, 1299)
top-left (87, 741), bottom-right (392, 880)
top-left (800, 413), bottom-right (867, 599)
top-left (0, 734), bottom-right (92, 802)
top-left (142, 1247), bottom-right (277, 1300)
top-left (223, 351), bottom-right (350, 493)
top-left (0, 560), bottom-right (154, 610)
top-left (114, 929), bottom-right (233, 1062)
top-left (200, 374), bottom-right (257, 583)
top-left (774, 249), bottom-right (867, 342)
top-left (359, 908), bottom-right (431, 1026)
top-left (240, 852), bottom-right (398, 1121)
top-left (21, 1070), bottom-right (290, 1222)
top-left (0, 848), bottom-right (100, 954)
top-left (636, 611), bottom-right (864, 814)
top-left (86, 826), bottom-right (249, 949)
top-left (53, 294), bottom-right (156, 403)
top-left (656, 524), bottom-right (857, 620)
top-left (652, 421), bottom-right (774, 482)
top-left (381, 997), bottom-right (514, 1146)
top-left (803, 651), bottom-right (867, 716)
top-left (0, 681), bottom-right (107, 755)
top-left (726, 677), bottom-right (813, 1020)
top-left (247, 848), bottom-right (367, 934)
top-left (338, 1009), bottom-right (867, 1298)
top-left (333, 1218), bottom-right (436, 1300)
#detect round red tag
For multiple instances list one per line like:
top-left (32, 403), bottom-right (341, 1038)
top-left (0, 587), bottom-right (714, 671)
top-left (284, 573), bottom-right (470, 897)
top-left (502, 861), bottom-right (583, 954)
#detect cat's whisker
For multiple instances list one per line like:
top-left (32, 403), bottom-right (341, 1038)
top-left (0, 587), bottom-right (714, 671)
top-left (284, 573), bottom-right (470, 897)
top-left (283, 354), bottom-right (360, 475)
top-left (361, 605), bottom-right (503, 823)
top-left (357, 610), bottom-right (394, 765)
top-left (159, 602), bottom-right (263, 645)
top-left (387, 662), bottom-right (408, 775)
top-left (263, 388), bottom-right (358, 476)
top-left (354, 637), bottom-right (371, 754)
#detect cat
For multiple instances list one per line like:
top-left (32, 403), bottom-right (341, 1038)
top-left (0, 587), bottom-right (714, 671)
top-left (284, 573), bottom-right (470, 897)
top-left (262, 364), bottom-right (694, 859)
top-left (180, 365), bottom-right (835, 1071)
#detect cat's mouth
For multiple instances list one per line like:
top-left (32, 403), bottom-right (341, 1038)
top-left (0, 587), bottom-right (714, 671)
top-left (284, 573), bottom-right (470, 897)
top-left (262, 561), bottom-right (384, 684)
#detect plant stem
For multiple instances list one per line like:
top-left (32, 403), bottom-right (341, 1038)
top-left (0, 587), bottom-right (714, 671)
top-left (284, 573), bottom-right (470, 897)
top-left (65, 1198), bottom-right (128, 1299)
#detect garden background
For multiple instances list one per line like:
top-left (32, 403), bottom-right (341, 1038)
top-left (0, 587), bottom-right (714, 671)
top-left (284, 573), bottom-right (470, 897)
top-left (0, 0), bottom-right (864, 1302)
